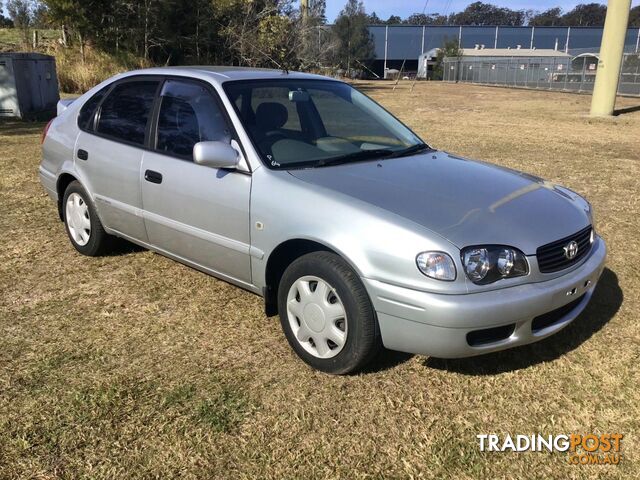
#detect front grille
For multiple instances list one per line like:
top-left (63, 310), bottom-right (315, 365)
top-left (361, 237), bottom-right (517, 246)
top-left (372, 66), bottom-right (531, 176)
top-left (531, 294), bottom-right (585, 333)
top-left (536, 225), bottom-right (592, 273)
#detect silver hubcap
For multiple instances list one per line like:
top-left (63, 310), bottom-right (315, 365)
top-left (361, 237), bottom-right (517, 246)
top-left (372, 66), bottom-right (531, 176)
top-left (65, 192), bottom-right (91, 246)
top-left (286, 276), bottom-right (347, 359)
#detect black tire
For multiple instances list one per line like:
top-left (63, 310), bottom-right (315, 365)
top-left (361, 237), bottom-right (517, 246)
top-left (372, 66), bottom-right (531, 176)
top-left (278, 251), bottom-right (381, 374)
top-left (62, 180), bottom-right (113, 256)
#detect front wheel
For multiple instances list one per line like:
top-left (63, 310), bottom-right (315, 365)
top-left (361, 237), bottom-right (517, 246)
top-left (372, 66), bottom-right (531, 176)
top-left (278, 251), bottom-right (381, 374)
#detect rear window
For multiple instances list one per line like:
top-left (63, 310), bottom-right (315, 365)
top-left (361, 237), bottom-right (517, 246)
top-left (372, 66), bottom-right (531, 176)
top-left (78, 86), bottom-right (109, 130)
top-left (96, 81), bottom-right (159, 145)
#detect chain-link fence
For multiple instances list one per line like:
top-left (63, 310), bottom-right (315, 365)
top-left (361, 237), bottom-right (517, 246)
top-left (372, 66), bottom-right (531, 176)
top-left (442, 49), bottom-right (640, 97)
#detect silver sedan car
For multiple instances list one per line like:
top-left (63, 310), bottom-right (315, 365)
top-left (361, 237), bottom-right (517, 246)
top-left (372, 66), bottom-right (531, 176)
top-left (40, 67), bottom-right (606, 374)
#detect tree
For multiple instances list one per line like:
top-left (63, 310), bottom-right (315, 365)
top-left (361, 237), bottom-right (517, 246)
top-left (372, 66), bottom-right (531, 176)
top-left (0, 0), bottom-right (14, 27)
top-left (384, 15), bottom-right (402, 25)
top-left (7, 0), bottom-right (32, 43)
top-left (528, 7), bottom-right (563, 27)
top-left (300, 0), bottom-right (328, 69)
top-left (366, 11), bottom-right (381, 24)
top-left (434, 37), bottom-right (461, 80)
top-left (561, 3), bottom-right (607, 27)
top-left (405, 12), bottom-right (448, 25)
top-left (331, 0), bottom-right (375, 74)
top-left (630, 5), bottom-right (640, 27)
top-left (405, 13), bottom-right (429, 25)
top-left (449, 1), bottom-right (525, 26)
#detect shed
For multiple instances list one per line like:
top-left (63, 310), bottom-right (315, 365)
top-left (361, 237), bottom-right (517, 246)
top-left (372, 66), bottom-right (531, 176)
top-left (0, 52), bottom-right (59, 119)
top-left (417, 48), bottom-right (440, 79)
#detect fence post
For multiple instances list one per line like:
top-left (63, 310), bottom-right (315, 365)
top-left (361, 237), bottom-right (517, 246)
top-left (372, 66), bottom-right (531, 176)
top-left (458, 26), bottom-right (462, 48)
top-left (32, 30), bottom-right (38, 49)
top-left (494, 26), bottom-right (498, 49)
top-left (565, 27), bottom-right (571, 53)
top-left (636, 27), bottom-right (640, 53)
top-left (421, 26), bottom-right (425, 54)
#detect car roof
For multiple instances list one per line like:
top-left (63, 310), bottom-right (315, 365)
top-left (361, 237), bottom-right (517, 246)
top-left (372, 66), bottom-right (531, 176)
top-left (116, 66), bottom-right (334, 85)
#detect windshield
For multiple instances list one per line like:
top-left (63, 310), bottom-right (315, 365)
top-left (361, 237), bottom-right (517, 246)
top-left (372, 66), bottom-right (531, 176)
top-left (223, 79), bottom-right (427, 169)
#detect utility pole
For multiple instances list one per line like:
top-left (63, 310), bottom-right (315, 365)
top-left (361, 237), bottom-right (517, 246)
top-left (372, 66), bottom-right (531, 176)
top-left (590, 0), bottom-right (632, 116)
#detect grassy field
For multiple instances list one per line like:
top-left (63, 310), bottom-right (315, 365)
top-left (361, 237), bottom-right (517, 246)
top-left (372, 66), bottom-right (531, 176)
top-left (1, 82), bottom-right (639, 479)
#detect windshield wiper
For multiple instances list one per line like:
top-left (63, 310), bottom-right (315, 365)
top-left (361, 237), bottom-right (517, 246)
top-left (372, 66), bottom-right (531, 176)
top-left (387, 143), bottom-right (432, 158)
top-left (314, 144), bottom-right (433, 168)
top-left (315, 149), bottom-right (395, 167)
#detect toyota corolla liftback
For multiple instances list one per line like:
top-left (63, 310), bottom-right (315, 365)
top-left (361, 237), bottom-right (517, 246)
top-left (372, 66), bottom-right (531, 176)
top-left (39, 67), bottom-right (606, 374)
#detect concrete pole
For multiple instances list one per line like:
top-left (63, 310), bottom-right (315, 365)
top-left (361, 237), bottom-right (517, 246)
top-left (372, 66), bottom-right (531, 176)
top-left (301, 0), bottom-right (309, 19)
top-left (383, 25), bottom-right (388, 79)
top-left (590, 0), bottom-right (632, 116)
top-left (494, 26), bottom-right (498, 49)
top-left (530, 26), bottom-right (535, 49)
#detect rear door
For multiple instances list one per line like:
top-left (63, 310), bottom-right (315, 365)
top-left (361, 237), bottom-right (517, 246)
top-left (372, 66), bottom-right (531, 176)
top-left (75, 78), bottom-right (160, 242)
top-left (140, 79), bottom-right (252, 284)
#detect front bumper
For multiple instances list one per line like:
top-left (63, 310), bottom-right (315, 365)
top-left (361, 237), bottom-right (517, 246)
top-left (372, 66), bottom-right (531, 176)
top-left (363, 237), bottom-right (606, 358)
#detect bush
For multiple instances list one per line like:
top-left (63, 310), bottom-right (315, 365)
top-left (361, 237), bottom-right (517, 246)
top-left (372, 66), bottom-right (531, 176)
top-left (50, 44), bottom-right (151, 94)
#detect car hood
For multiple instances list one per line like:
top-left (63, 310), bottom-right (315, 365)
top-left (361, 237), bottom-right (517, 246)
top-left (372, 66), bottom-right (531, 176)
top-left (288, 151), bottom-right (591, 254)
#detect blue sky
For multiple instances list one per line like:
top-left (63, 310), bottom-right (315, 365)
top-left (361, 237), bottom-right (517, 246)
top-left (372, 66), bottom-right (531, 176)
top-left (323, 1), bottom-right (640, 22)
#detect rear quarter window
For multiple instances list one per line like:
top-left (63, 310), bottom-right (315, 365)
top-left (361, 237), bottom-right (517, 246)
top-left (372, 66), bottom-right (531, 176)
top-left (77, 86), bottom-right (109, 131)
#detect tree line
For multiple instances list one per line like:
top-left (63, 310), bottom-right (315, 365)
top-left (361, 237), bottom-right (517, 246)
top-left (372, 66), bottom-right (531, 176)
top-left (368, 2), bottom-right (640, 28)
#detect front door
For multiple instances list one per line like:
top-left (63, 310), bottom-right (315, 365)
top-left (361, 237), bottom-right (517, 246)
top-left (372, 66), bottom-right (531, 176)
top-left (140, 79), bottom-right (252, 285)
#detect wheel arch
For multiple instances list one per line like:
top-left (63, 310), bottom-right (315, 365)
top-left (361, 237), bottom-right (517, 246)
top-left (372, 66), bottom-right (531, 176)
top-left (263, 238), bottom-right (362, 317)
top-left (56, 172), bottom-right (78, 220)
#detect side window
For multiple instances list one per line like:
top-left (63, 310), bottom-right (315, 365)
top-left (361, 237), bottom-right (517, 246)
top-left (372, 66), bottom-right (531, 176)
top-left (96, 80), bottom-right (159, 145)
top-left (78, 85), bottom-right (109, 130)
top-left (155, 80), bottom-right (231, 160)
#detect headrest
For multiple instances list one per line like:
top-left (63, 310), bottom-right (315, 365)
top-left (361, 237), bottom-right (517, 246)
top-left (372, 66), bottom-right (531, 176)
top-left (255, 102), bottom-right (288, 131)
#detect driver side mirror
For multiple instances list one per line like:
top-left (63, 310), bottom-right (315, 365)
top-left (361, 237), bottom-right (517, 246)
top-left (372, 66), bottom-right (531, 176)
top-left (193, 141), bottom-right (239, 169)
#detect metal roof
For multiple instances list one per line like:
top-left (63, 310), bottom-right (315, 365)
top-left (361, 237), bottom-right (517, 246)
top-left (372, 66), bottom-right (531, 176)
top-left (459, 48), bottom-right (571, 58)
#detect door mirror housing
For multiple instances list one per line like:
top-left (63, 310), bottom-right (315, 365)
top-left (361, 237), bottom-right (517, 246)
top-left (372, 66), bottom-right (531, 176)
top-left (193, 141), bottom-right (239, 169)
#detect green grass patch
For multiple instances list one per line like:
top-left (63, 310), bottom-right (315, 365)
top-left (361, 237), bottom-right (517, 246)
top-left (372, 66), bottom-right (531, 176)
top-left (196, 386), bottom-right (250, 433)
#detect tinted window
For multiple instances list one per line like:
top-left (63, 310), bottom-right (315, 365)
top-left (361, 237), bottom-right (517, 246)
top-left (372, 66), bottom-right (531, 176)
top-left (78, 85), bottom-right (109, 130)
top-left (96, 81), bottom-right (159, 145)
top-left (156, 80), bottom-right (231, 159)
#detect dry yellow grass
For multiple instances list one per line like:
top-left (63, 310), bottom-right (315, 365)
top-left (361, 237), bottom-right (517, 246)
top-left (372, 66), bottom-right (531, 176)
top-left (1, 82), bottom-right (639, 479)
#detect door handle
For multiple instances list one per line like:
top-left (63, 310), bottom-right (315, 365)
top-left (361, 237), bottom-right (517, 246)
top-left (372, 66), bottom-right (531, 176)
top-left (144, 169), bottom-right (163, 184)
top-left (77, 149), bottom-right (89, 161)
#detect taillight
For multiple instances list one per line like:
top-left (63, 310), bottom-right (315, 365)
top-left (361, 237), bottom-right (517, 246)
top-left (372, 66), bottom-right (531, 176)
top-left (41, 119), bottom-right (54, 145)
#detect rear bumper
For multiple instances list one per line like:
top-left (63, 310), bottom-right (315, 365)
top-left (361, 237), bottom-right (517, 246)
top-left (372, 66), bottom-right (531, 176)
top-left (363, 237), bottom-right (606, 358)
top-left (39, 166), bottom-right (58, 201)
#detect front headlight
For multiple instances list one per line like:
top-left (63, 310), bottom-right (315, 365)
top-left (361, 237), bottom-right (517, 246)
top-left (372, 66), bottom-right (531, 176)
top-left (416, 251), bottom-right (456, 281)
top-left (461, 246), bottom-right (528, 285)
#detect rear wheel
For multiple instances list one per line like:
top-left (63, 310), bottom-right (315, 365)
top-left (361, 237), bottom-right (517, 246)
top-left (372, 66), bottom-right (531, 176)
top-left (62, 181), bottom-right (113, 256)
top-left (278, 251), bottom-right (381, 374)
